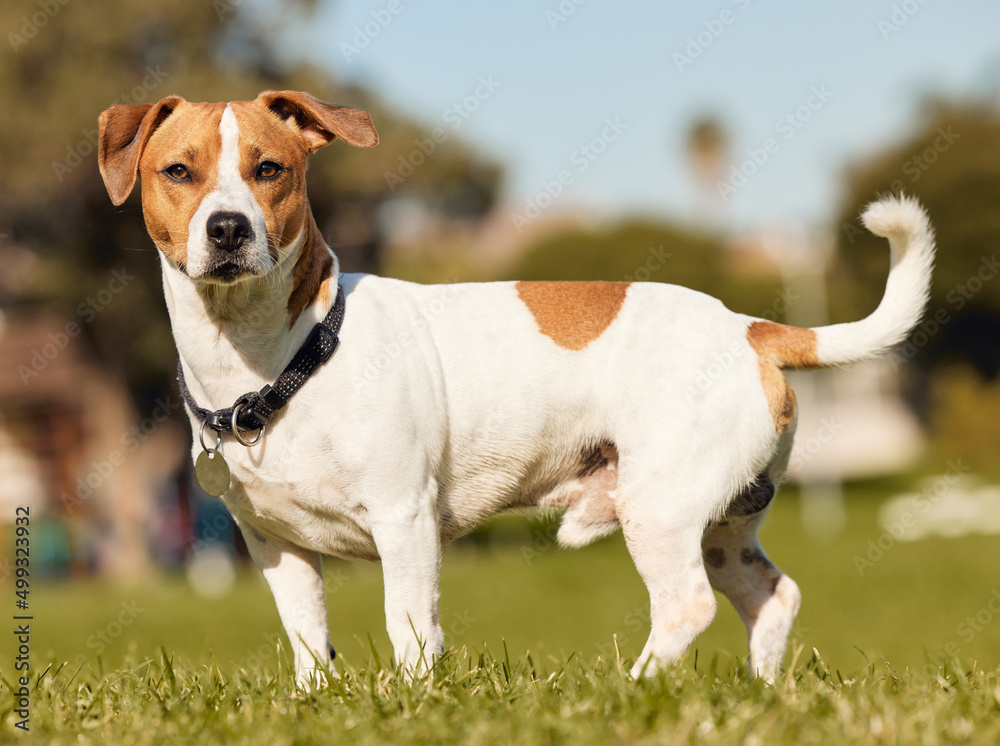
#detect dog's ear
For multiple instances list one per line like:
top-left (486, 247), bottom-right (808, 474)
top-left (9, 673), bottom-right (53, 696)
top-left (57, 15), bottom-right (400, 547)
top-left (258, 90), bottom-right (378, 152)
top-left (98, 96), bottom-right (185, 205)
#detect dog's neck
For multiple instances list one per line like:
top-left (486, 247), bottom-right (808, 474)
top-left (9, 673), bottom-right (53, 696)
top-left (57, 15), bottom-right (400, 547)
top-left (162, 212), bottom-right (338, 411)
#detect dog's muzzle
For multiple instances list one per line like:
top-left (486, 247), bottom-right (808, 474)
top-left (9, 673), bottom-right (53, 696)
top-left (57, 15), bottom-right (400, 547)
top-left (206, 211), bottom-right (253, 253)
top-left (203, 211), bottom-right (257, 282)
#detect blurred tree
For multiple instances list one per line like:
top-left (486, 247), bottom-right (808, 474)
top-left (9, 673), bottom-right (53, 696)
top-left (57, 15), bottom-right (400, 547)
top-left (687, 116), bottom-right (728, 186)
top-left (685, 114), bottom-right (729, 224)
top-left (0, 0), bottom-right (501, 408)
top-left (928, 365), bottom-right (1000, 477)
top-left (831, 100), bottom-right (1000, 387)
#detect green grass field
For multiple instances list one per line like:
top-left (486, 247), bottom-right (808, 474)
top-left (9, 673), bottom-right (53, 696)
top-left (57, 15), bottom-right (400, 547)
top-left (6, 480), bottom-right (1000, 743)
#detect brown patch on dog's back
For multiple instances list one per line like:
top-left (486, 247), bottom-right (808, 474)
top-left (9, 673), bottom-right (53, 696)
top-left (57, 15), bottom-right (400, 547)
top-left (747, 321), bottom-right (819, 433)
top-left (516, 282), bottom-right (630, 351)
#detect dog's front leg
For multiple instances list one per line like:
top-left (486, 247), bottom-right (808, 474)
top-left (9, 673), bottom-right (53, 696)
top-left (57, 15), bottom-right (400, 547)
top-left (371, 495), bottom-right (444, 674)
top-left (236, 520), bottom-right (332, 687)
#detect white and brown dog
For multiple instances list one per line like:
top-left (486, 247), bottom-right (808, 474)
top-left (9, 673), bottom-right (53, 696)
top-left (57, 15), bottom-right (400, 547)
top-left (98, 91), bottom-right (935, 685)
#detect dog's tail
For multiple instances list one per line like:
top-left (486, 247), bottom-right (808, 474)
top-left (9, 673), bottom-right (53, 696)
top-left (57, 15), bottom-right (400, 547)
top-left (750, 194), bottom-right (935, 369)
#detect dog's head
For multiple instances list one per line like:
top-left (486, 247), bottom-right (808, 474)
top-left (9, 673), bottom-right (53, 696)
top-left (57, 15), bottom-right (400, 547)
top-left (98, 91), bottom-right (377, 285)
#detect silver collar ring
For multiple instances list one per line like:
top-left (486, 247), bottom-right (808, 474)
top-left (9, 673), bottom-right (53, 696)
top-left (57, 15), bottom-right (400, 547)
top-left (199, 420), bottom-right (222, 453)
top-left (231, 402), bottom-right (265, 447)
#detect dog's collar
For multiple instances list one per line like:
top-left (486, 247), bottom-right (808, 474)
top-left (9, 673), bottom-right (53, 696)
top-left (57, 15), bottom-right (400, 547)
top-left (177, 284), bottom-right (346, 445)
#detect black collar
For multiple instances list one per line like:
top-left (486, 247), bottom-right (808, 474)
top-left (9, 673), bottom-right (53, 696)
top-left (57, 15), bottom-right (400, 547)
top-left (177, 284), bottom-right (346, 444)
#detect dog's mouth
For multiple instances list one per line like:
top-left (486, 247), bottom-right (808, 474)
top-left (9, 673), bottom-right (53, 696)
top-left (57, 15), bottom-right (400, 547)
top-left (206, 262), bottom-right (245, 283)
top-left (200, 260), bottom-right (262, 285)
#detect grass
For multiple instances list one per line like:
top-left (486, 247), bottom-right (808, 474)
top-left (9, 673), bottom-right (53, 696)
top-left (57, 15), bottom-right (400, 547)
top-left (8, 645), bottom-right (1000, 744)
top-left (6, 479), bottom-right (1000, 742)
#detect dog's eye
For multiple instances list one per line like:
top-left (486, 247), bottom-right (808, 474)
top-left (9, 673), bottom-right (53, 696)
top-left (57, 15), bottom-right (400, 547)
top-left (164, 164), bottom-right (190, 182)
top-left (256, 161), bottom-right (284, 180)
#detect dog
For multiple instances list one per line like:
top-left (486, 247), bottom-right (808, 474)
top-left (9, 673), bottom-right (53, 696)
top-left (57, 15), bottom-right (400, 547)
top-left (98, 90), bottom-right (935, 685)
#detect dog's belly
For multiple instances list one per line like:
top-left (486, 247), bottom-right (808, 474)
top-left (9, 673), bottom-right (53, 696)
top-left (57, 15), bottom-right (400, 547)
top-left (223, 429), bottom-right (623, 558)
top-left (435, 437), bottom-right (621, 547)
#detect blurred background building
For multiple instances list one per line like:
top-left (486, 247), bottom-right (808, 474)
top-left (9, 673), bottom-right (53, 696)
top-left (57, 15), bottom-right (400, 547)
top-left (2, 0), bottom-right (999, 581)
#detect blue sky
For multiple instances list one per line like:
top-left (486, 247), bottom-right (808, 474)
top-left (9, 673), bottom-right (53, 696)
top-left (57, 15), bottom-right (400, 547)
top-left (286, 0), bottom-right (1000, 233)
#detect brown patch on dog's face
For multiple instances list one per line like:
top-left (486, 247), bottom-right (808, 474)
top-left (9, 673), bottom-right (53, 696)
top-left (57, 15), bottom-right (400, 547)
top-left (229, 99), bottom-right (313, 260)
top-left (100, 91), bottom-right (377, 318)
top-left (136, 97), bottom-right (320, 309)
top-left (746, 321), bottom-right (818, 433)
top-left (136, 101), bottom-right (227, 271)
top-left (516, 282), bottom-right (631, 351)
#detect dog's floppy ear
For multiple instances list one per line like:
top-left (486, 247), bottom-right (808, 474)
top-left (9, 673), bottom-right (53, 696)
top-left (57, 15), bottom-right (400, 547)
top-left (258, 90), bottom-right (378, 152)
top-left (98, 96), bottom-right (185, 205)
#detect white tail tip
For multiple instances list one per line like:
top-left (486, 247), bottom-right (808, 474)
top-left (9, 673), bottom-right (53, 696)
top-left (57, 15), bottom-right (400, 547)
top-left (860, 194), bottom-right (933, 250)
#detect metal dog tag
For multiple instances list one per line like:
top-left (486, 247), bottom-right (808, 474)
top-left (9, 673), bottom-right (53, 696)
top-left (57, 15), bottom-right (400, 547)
top-left (195, 449), bottom-right (231, 497)
top-left (196, 421), bottom-right (231, 497)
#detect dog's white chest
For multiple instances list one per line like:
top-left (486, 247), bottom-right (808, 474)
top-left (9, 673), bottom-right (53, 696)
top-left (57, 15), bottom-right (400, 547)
top-left (213, 418), bottom-right (381, 561)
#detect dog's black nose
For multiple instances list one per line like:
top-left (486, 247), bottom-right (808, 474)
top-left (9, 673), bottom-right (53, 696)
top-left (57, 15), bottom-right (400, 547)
top-left (206, 211), bottom-right (252, 252)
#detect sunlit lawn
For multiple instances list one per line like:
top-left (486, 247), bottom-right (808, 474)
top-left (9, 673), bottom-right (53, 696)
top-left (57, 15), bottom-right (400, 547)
top-left (29, 480), bottom-right (1000, 678)
top-left (10, 477), bottom-right (1000, 742)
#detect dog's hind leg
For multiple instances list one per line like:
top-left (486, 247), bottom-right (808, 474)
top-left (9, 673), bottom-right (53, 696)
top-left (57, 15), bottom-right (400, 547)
top-left (618, 479), bottom-right (720, 678)
top-left (702, 498), bottom-right (801, 682)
